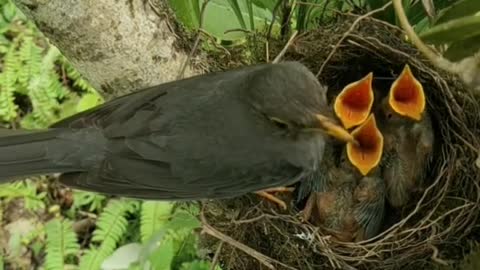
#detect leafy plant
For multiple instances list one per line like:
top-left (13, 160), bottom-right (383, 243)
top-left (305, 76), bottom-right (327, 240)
top-left (101, 204), bottom-right (217, 270)
top-left (0, 0), bottom-right (102, 128)
top-left (79, 199), bottom-right (137, 270)
top-left (44, 218), bottom-right (80, 270)
top-left (0, 180), bottom-right (46, 211)
top-left (169, 0), bottom-right (278, 41)
top-left (419, 0), bottom-right (480, 61)
top-left (140, 201), bottom-right (174, 243)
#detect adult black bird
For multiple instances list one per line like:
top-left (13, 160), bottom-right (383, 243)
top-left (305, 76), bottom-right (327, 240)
top-left (0, 61), bottom-right (355, 202)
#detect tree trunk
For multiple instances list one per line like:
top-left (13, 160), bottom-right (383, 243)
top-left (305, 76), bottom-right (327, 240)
top-left (12, 0), bottom-right (201, 98)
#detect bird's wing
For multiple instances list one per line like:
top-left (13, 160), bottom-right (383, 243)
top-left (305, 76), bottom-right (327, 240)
top-left (51, 63), bottom-right (265, 130)
top-left (59, 155), bottom-right (304, 200)
top-left (354, 179), bottom-right (385, 239)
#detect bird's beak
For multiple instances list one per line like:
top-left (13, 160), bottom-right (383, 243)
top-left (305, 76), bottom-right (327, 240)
top-left (315, 114), bottom-right (357, 144)
top-left (388, 65), bottom-right (425, 121)
top-left (334, 73), bottom-right (374, 129)
top-left (346, 114), bottom-right (384, 176)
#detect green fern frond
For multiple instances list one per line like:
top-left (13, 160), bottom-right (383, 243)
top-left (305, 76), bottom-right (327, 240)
top-left (27, 75), bottom-right (58, 127)
top-left (42, 47), bottom-right (67, 99)
top-left (0, 73), bottom-right (17, 121)
top-left (140, 201), bottom-right (174, 243)
top-left (17, 35), bottom-right (42, 90)
top-left (0, 180), bottom-right (46, 211)
top-left (79, 199), bottom-right (136, 270)
top-left (25, 45), bottom-right (67, 127)
top-left (61, 58), bottom-right (98, 94)
top-left (44, 218), bottom-right (80, 270)
top-left (0, 45), bottom-right (19, 121)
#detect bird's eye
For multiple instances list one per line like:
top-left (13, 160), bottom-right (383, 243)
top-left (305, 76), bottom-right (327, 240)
top-left (270, 117), bottom-right (290, 130)
top-left (387, 112), bottom-right (393, 119)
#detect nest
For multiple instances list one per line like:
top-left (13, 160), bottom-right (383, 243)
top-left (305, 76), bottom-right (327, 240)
top-left (199, 14), bottom-right (480, 270)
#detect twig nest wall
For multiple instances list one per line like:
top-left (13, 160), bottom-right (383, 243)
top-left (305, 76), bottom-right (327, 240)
top-left (200, 15), bottom-right (480, 270)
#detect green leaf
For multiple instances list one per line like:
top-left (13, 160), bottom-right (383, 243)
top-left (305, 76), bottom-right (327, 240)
top-left (170, 0), bottom-right (275, 40)
top-left (251, 0), bottom-right (277, 12)
top-left (148, 237), bottom-right (175, 270)
top-left (168, 0), bottom-right (201, 28)
top-left (444, 34), bottom-right (480, 61)
top-left (420, 14), bottom-right (480, 45)
top-left (246, 0), bottom-right (254, 30)
top-left (140, 201), bottom-right (174, 243)
top-left (79, 200), bottom-right (137, 270)
top-left (435, 0), bottom-right (480, 25)
top-left (101, 243), bottom-right (142, 270)
top-left (227, 0), bottom-right (247, 29)
top-left (72, 190), bottom-right (106, 212)
top-left (76, 92), bottom-right (103, 112)
top-left (2, 1), bottom-right (17, 22)
top-left (0, 181), bottom-right (46, 211)
top-left (180, 260), bottom-right (222, 270)
top-left (164, 211), bottom-right (201, 232)
top-left (44, 218), bottom-right (80, 270)
top-left (203, 0), bottom-right (274, 40)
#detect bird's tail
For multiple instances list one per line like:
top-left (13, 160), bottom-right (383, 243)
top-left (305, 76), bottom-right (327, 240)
top-left (0, 128), bottom-right (105, 183)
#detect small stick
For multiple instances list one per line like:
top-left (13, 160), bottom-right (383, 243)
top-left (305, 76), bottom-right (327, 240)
top-left (210, 241), bottom-right (224, 270)
top-left (177, 0), bottom-right (211, 80)
top-left (200, 210), bottom-right (298, 270)
top-left (316, 2), bottom-right (392, 77)
top-left (272, 31), bottom-right (298, 64)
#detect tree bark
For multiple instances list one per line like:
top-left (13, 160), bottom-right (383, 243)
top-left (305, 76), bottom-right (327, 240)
top-left (13, 0), bottom-right (201, 98)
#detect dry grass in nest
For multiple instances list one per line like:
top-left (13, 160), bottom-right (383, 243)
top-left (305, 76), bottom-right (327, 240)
top-left (198, 14), bottom-right (480, 270)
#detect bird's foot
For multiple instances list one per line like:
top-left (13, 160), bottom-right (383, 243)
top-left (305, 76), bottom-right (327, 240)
top-left (255, 187), bottom-right (294, 210)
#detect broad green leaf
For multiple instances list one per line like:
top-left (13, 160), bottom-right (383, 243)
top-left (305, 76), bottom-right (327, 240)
top-left (168, 0), bottom-right (201, 28)
top-left (444, 34), bottom-right (480, 61)
top-left (413, 16), bottom-right (431, 34)
top-left (295, 0), bottom-right (326, 31)
top-left (170, 0), bottom-right (275, 40)
top-left (420, 14), bottom-right (480, 45)
top-left (140, 201), bottom-right (175, 242)
top-left (246, 0), bottom-right (254, 30)
top-left (227, 0), bottom-right (247, 29)
top-left (101, 243), bottom-right (142, 270)
top-left (76, 92), bottom-right (103, 112)
top-left (180, 260), bottom-right (222, 270)
top-left (203, 0), bottom-right (274, 40)
top-left (252, 0), bottom-right (277, 12)
top-left (2, 1), bottom-right (16, 22)
top-left (435, 0), bottom-right (480, 25)
top-left (164, 211), bottom-right (201, 231)
top-left (149, 238), bottom-right (175, 270)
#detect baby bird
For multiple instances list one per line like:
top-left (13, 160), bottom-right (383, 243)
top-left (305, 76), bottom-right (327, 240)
top-left (302, 151), bottom-right (386, 242)
top-left (376, 65), bottom-right (434, 208)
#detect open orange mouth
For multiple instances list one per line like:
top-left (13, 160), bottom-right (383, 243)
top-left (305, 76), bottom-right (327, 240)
top-left (388, 65), bottom-right (425, 121)
top-left (346, 114), bottom-right (384, 176)
top-left (334, 73), bottom-right (374, 129)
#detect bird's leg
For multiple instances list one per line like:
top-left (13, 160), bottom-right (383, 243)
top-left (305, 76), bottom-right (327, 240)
top-left (254, 187), bottom-right (295, 210)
